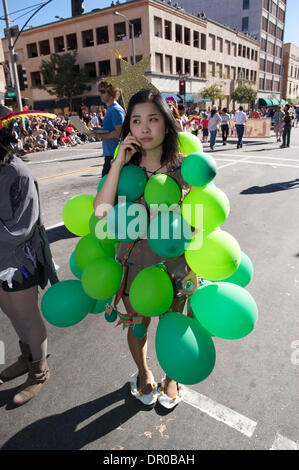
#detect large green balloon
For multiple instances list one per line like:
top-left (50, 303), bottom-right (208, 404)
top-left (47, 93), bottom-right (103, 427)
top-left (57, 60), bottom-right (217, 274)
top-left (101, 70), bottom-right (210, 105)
top-left (181, 152), bottom-right (217, 187)
top-left (155, 312), bottom-right (216, 385)
top-left (190, 282), bottom-right (258, 340)
top-left (74, 234), bottom-right (109, 270)
top-left (129, 265), bottom-right (174, 316)
top-left (181, 186), bottom-right (230, 230)
top-left (69, 251), bottom-right (82, 279)
top-left (90, 298), bottom-right (113, 314)
top-left (219, 251), bottom-right (254, 287)
top-left (177, 132), bottom-right (203, 155)
top-left (89, 213), bottom-right (116, 245)
top-left (62, 195), bottom-right (94, 236)
top-left (144, 173), bottom-right (181, 211)
top-left (81, 257), bottom-right (122, 300)
top-left (41, 280), bottom-right (94, 327)
top-left (107, 201), bottom-right (148, 242)
top-left (117, 166), bottom-right (147, 201)
top-left (148, 211), bottom-right (192, 258)
top-left (97, 175), bottom-right (108, 192)
top-left (185, 229), bottom-right (241, 280)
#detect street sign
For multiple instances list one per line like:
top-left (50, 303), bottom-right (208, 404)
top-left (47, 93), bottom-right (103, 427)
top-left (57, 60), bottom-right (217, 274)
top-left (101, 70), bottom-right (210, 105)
top-left (7, 91), bottom-right (16, 97)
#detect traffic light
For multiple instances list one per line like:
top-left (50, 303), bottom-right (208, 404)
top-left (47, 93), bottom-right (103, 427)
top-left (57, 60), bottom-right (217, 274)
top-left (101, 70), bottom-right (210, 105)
top-left (17, 64), bottom-right (28, 91)
top-left (72, 0), bottom-right (84, 16)
top-left (179, 80), bottom-right (186, 95)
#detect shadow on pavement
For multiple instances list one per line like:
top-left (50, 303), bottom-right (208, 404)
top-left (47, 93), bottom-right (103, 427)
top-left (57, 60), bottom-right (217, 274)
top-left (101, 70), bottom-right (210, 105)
top-left (1, 383), bottom-right (149, 450)
top-left (240, 179), bottom-right (299, 194)
top-left (46, 225), bottom-right (78, 244)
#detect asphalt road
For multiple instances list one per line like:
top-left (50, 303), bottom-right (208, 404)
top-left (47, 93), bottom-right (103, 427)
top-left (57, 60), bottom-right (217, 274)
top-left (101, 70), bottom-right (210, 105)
top-left (0, 130), bottom-right (299, 452)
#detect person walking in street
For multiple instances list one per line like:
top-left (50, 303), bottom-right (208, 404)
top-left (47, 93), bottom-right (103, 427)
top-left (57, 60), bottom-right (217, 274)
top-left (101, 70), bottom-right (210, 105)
top-left (273, 106), bottom-right (285, 143)
top-left (90, 81), bottom-right (125, 177)
top-left (201, 113), bottom-right (209, 142)
top-left (208, 106), bottom-right (221, 151)
top-left (220, 108), bottom-right (230, 145)
top-left (0, 127), bottom-right (59, 407)
top-left (234, 106), bottom-right (248, 149)
top-left (280, 104), bottom-right (293, 148)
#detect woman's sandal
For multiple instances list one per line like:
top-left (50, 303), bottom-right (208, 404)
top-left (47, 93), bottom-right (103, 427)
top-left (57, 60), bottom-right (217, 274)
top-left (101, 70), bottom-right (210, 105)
top-left (129, 370), bottom-right (158, 406)
top-left (157, 378), bottom-right (184, 409)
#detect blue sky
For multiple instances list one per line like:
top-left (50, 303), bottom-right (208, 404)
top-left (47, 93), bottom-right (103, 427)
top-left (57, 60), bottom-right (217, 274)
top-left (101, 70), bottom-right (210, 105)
top-left (0, 0), bottom-right (297, 46)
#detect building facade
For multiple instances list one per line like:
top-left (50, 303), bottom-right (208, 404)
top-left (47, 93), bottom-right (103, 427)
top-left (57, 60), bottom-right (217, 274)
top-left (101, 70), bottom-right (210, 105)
top-left (282, 43), bottom-right (299, 102)
top-left (1, 0), bottom-right (259, 112)
top-left (0, 38), bottom-right (7, 105)
top-left (175, 0), bottom-right (287, 103)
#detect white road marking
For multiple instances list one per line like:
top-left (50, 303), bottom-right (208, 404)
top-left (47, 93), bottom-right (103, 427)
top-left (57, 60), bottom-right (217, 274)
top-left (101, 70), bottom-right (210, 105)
top-left (270, 433), bottom-right (299, 450)
top-left (183, 388), bottom-right (257, 438)
top-left (45, 222), bottom-right (64, 230)
top-left (27, 151), bottom-right (101, 165)
top-left (220, 153), bottom-right (299, 162)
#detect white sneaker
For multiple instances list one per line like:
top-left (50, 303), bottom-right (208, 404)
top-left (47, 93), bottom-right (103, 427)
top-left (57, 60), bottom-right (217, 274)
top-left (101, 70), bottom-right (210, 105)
top-left (129, 371), bottom-right (158, 406)
top-left (157, 378), bottom-right (184, 409)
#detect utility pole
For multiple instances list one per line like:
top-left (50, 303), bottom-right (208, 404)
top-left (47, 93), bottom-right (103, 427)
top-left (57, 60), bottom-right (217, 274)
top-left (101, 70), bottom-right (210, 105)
top-left (2, 0), bottom-right (23, 110)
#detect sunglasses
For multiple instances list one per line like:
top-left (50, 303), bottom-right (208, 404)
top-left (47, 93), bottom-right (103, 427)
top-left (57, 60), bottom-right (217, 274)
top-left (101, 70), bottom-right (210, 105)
top-left (98, 89), bottom-right (107, 94)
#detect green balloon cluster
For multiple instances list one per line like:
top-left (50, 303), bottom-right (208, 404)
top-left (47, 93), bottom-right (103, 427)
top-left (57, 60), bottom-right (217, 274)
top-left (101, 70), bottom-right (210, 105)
top-left (144, 173), bottom-right (181, 210)
top-left (62, 195), bottom-right (95, 236)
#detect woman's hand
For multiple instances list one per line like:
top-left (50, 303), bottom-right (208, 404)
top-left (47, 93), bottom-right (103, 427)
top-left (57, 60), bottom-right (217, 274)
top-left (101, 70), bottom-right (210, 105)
top-left (116, 132), bottom-right (141, 166)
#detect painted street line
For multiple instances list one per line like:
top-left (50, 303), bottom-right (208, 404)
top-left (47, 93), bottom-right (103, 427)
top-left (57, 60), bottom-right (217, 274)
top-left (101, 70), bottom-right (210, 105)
top-left (45, 222), bottom-right (64, 231)
top-left (37, 165), bottom-right (100, 182)
top-left (270, 433), bottom-right (299, 450)
top-left (183, 388), bottom-right (257, 437)
top-left (217, 153), bottom-right (299, 162)
top-left (27, 152), bottom-right (102, 165)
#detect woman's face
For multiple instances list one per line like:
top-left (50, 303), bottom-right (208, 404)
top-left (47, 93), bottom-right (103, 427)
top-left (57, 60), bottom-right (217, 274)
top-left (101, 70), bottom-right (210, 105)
top-left (129, 102), bottom-right (166, 151)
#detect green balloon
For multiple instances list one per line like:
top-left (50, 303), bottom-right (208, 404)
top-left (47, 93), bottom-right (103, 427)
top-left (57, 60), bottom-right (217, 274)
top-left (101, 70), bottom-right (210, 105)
top-left (69, 251), bottom-right (82, 279)
top-left (144, 173), bottom-right (181, 211)
top-left (155, 312), bottom-right (216, 385)
top-left (41, 280), bottom-right (94, 327)
top-left (185, 229), bottom-right (241, 281)
top-left (148, 211), bottom-right (192, 258)
top-left (90, 298), bottom-right (112, 314)
top-left (177, 132), bottom-right (203, 155)
top-left (181, 152), bottom-right (217, 187)
top-left (81, 257), bottom-right (123, 300)
top-left (190, 282), bottom-right (258, 340)
top-left (74, 234), bottom-right (109, 270)
top-left (89, 213), bottom-right (116, 245)
top-left (219, 251), bottom-right (254, 287)
top-left (107, 201), bottom-right (148, 242)
top-left (62, 195), bottom-right (94, 236)
top-left (117, 165), bottom-right (147, 201)
top-left (129, 265), bottom-right (174, 316)
top-left (97, 175), bottom-right (108, 192)
top-left (181, 186), bottom-right (230, 230)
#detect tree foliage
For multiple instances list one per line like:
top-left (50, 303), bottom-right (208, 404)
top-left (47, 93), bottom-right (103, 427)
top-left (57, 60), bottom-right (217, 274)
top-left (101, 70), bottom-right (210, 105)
top-left (231, 84), bottom-right (257, 107)
top-left (39, 52), bottom-right (90, 110)
top-left (200, 84), bottom-right (225, 103)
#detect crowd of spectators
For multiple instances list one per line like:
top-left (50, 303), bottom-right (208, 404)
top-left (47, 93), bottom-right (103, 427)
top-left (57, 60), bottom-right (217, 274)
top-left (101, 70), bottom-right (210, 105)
top-left (8, 111), bottom-right (106, 158)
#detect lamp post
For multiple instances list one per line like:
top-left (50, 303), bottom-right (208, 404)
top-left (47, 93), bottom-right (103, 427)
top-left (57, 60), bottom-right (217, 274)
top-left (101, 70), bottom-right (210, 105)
top-left (114, 11), bottom-right (136, 65)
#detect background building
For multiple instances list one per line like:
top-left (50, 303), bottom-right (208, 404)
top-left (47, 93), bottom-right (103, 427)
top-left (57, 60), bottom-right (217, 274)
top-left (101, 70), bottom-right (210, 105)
top-left (1, 0), bottom-right (259, 113)
top-left (175, 0), bottom-right (287, 106)
top-left (282, 43), bottom-right (299, 102)
top-left (0, 38), bottom-right (7, 105)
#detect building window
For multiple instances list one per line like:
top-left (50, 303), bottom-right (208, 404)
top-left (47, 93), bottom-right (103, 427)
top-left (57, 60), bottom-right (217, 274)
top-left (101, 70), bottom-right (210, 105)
top-left (176, 57), bottom-right (182, 74)
top-left (130, 55), bottom-right (142, 65)
top-left (84, 62), bottom-right (97, 78)
top-left (130, 18), bottom-right (142, 38)
top-left (217, 37), bottom-right (223, 53)
top-left (217, 63), bottom-right (222, 78)
top-left (165, 55), bottom-right (172, 74)
top-left (114, 22), bottom-right (126, 41)
top-left (96, 26), bottom-right (109, 44)
top-left (224, 65), bottom-right (230, 79)
top-left (201, 33), bottom-right (206, 49)
top-left (231, 66), bottom-right (236, 79)
top-left (201, 62), bottom-right (206, 78)
top-left (209, 34), bottom-right (215, 51)
top-left (27, 42), bottom-right (38, 58)
top-left (209, 61), bottom-right (215, 77)
top-left (155, 53), bottom-right (163, 73)
top-left (98, 60), bottom-right (111, 77)
top-left (193, 31), bottom-right (199, 48)
top-left (243, 0), bottom-right (250, 9)
top-left (185, 58), bottom-right (190, 74)
top-left (154, 17), bottom-right (162, 37)
top-left (232, 42), bottom-right (237, 56)
top-left (164, 20), bottom-right (172, 40)
top-left (242, 17), bottom-right (249, 31)
top-left (184, 27), bottom-right (190, 46)
top-left (66, 33), bottom-right (77, 50)
top-left (175, 24), bottom-right (182, 43)
top-left (82, 29), bottom-right (94, 47)
top-left (225, 40), bottom-right (231, 55)
top-left (31, 71), bottom-right (42, 87)
top-left (39, 40), bottom-right (50, 56)
top-left (116, 57), bottom-right (127, 75)
top-left (193, 60), bottom-right (199, 77)
top-left (54, 36), bottom-right (65, 53)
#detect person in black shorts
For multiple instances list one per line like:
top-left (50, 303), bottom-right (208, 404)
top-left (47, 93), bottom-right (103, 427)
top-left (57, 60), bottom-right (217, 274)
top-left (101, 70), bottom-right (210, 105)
top-left (0, 127), bottom-right (58, 407)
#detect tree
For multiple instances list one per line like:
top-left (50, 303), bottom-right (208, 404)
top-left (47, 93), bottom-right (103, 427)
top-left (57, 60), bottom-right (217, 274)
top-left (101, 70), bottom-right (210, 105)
top-left (200, 84), bottom-right (225, 104)
top-left (231, 84), bottom-right (257, 109)
top-left (39, 52), bottom-right (90, 111)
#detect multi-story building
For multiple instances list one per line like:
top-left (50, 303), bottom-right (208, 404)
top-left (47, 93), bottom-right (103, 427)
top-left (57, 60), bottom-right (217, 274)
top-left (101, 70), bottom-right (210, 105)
top-left (1, 0), bottom-right (259, 112)
top-left (282, 43), bottom-right (299, 102)
top-left (175, 0), bottom-right (287, 106)
top-left (0, 38), bottom-right (7, 106)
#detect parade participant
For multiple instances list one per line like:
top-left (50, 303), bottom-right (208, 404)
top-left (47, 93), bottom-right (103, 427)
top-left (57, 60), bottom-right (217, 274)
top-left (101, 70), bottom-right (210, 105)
top-left (220, 108), bottom-right (230, 145)
top-left (280, 104), bottom-right (293, 148)
top-left (90, 81), bottom-right (125, 177)
top-left (94, 90), bottom-right (197, 409)
top-left (201, 113), bottom-right (209, 142)
top-left (0, 128), bottom-right (58, 406)
top-left (208, 105), bottom-right (221, 150)
top-left (273, 106), bottom-right (285, 143)
top-left (234, 106), bottom-right (248, 149)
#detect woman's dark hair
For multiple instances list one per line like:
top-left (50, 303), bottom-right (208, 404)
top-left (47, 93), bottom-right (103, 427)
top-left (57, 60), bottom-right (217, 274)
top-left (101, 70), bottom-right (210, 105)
top-left (222, 107), bottom-right (227, 113)
top-left (210, 109), bottom-right (217, 118)
top-left (0, 127), bottom-right (16, 168)
top-left (121, 89), bottom-right (180, 168)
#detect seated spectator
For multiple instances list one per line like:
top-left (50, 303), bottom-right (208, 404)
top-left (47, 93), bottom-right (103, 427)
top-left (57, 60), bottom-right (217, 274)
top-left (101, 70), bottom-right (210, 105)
top-left (59, 131), bottom-right (73, 147)
top-left (48, 130), bottom-right (59, 149)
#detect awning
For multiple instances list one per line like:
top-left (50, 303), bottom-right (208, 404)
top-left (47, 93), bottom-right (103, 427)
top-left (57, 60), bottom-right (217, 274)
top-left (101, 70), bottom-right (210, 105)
top-left (279, 99), bottom-right (286, 106)
top-left (271, 98), bottom-right (280, 106)
top-left (258, 98), bottom-right (273, 107)
top-left (83, 96), bottom-right (104, 106)
top-left (33, 100), bottom-right (55, 109)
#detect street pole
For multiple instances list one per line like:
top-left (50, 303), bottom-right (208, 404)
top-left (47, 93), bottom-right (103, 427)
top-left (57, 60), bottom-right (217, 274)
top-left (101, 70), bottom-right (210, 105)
top-left (2, 0), bottom-right (23, 111)
top-left (114, 11), bottom-right (136, 65)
